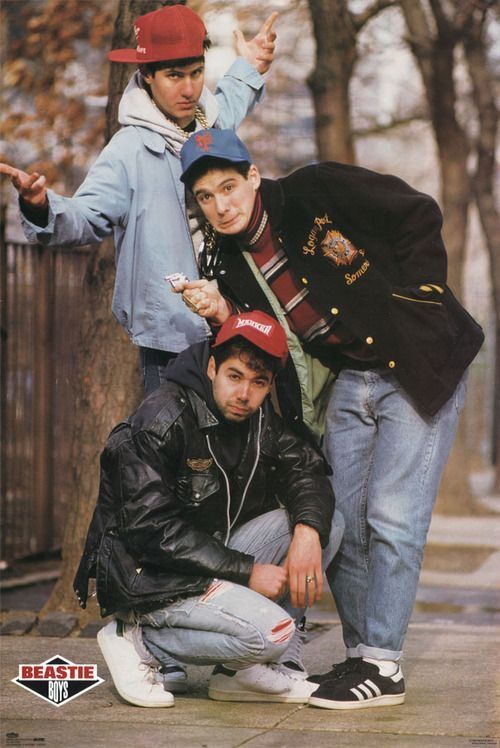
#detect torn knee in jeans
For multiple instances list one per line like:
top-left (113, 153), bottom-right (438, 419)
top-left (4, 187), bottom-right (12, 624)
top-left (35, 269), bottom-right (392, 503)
top-left (267, 617), bottom-right (295, 645)
top-left (200, 580), bottom-right (234, 602)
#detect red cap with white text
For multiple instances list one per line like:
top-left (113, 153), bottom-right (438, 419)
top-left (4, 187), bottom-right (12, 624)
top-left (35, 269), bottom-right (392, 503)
top-left (108, 5), bottom-right (207, 64)
top-left (213, 311), bottom-right (288, 367)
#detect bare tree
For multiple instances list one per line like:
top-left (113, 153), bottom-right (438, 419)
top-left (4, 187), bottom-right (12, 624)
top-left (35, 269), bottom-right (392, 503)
top-left (462, 4), bottom-right (500, 492)
top-left (306, 0), bottom-right (497, 513)
top-left (399, 0), bottom-right (472, 296)
top-left (399, 0), bottom-right (498, 511)
top-left (306, 0), bottom-right (399, 163)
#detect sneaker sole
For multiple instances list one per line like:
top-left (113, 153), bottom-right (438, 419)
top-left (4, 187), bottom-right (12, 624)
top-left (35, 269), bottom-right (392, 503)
top-left (208, 687), bottom-right (309, 703)
top-left (309, 693), bottom-right (405, 710)
top-left (113, 692), bottom-right (175, 708)
top-left (97, 630), bottom-right (174, 708)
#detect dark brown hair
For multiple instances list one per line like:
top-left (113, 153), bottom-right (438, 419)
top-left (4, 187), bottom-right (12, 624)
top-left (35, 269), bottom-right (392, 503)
top-left (185, 158), bottom-right (251, 192)
top-left (211, 338), bottom-right (279, 378)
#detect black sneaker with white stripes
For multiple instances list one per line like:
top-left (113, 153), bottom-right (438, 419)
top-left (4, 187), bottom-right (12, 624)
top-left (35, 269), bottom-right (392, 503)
top-left (307, 657), bottom-right (361, 685)
top-left (308, 659), bottom-right (405, 710)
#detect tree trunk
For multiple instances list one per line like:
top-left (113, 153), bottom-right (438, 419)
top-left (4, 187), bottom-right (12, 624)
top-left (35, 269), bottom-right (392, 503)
top-left (306, 0), bottom-right (357, 163)
top-left (41, 241), bottom-right (143, 619)
top-left (400, 0), bottom-right (481, 514)
top-left (106, 0), bottom-right (164, 142)
top-left (42, 0), bottom-right (165, 618)
top-left (400, 0), bottom-right (470, 297)
top-left (463, 11), bottom-right (500, 492)
top-left (306, 0), bottom-right (399, 163)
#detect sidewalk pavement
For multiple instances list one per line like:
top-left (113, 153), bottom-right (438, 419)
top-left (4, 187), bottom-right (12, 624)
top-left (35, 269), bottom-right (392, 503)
top-left (1, 622), bottom-right (499, 747)
top-left (1, 512), bottom-right (499, 747)
top-left (421, 512), bottom-right (500, 589)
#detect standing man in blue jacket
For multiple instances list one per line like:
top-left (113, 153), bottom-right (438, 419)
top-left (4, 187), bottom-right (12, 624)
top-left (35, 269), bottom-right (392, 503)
top-left (0, 3), bottom-right (277, 392)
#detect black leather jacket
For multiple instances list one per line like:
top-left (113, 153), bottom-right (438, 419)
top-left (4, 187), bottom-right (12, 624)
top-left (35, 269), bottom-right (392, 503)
top-left (74, 375), bottom-right (334, 617)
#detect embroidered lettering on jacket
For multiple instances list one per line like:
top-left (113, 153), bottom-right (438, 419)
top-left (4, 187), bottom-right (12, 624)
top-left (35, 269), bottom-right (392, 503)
top-left (187, 458), bottom-right (213, 472)
top-left (321, 230), bottom-right (359, 267)
top-left (302, 213), bottom-right (332, 255)
top-left (345, 260), bottom-right (370, 285)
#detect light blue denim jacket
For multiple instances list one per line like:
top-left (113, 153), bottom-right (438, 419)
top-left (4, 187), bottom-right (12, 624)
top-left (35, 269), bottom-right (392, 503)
top-left (21, 59), bottom-right (264, 352)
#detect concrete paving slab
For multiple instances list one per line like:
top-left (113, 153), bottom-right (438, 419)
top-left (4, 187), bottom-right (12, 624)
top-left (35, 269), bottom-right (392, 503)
top-left (1, 720), bottom-right (263, 748)
top-left (233, 731), bottom-right (500, 747)
top-left (284, 623), bottom-right (500, 740)
top-left (2, 720), bottom-right (497, 748)
top-left (1, 621), bottom-right (498, 747)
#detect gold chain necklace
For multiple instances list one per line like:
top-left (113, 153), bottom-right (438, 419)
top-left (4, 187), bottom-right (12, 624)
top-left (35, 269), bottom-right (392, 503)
top-left (167, 106), bottom-right (210, 139)
top-left (151, 96), bottom-right (209, 138)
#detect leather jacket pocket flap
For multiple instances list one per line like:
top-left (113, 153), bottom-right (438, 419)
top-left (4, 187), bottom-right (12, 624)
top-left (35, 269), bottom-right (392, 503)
top-left (176, 472), bottom-right (220, 505)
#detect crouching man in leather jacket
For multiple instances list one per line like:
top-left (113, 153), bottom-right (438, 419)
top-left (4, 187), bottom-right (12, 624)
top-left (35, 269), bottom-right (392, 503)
top-left (74, 310), bottom-right (343, 708)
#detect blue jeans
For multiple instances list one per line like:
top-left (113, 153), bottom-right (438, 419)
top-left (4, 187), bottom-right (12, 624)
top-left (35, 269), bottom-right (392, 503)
top-left (140, 508), bottom-right (344, 668)
top-left (324, 369), bottom-right (467, 661)
top-left (139, 347), bottom-right (177, 395)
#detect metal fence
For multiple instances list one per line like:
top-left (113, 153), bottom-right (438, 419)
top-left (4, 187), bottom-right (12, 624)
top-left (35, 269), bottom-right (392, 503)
top-left (1, 234), bottom-right (92, 562)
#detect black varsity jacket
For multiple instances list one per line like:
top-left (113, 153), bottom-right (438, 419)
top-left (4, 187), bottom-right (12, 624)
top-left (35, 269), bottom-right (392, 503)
top-left (200, 161), bottom-right (484, 420)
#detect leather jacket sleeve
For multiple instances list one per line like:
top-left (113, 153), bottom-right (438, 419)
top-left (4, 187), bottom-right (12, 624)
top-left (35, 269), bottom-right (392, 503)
top-left (269, 411), bottom-right (335, 548)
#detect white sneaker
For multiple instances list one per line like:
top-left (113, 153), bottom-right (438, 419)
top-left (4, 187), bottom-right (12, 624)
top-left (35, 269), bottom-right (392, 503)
top-left (97, 620), bottom-right (174, 708)
top-left (208, 663), bottom-right (318, 703)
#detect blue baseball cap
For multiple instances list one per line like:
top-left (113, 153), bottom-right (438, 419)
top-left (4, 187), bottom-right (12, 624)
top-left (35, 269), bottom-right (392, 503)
top-left (180, 128), bottom-right (252, 184)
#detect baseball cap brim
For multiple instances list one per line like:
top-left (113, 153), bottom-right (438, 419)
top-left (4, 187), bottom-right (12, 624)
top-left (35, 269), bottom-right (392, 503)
top-left (108, 49), bottom-right (146, 63)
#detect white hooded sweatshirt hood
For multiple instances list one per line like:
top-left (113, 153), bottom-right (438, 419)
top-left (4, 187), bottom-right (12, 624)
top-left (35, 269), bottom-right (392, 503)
top-left (118, 70), bottom-right (219, 157)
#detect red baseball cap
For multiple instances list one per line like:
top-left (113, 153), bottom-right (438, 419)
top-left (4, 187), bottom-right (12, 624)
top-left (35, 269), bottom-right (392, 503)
top-left (213, 311), bottom-right (288, 368)
top-left (108, 5), bottom-right (207, 64)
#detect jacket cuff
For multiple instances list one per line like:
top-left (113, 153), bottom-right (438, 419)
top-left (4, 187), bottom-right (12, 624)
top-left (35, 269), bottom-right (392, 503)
top-left (226, 58), bottom-right (265, 91)
top-left (19, 189), bottom-right (60, 242)
top-left (19, 197), bottom-right (49, 227)
top-left (223, 551), bottom-right (254, 586)
top-left (293, 517), bottom-right (330, 549)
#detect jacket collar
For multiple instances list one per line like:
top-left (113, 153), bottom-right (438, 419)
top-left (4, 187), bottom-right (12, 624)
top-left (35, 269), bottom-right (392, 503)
top-left (186, 388), bottom-right (219, 429)
top-left (186, 387), bottom-right (266, 439)
top-left (259, 178), bottom-right (286, 232)
top-left (138, 127), bottom-right (170, 155)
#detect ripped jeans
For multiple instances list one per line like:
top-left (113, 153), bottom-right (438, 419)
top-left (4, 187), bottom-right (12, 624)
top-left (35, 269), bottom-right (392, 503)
top-left (139, 507), bottom-right (344, 668)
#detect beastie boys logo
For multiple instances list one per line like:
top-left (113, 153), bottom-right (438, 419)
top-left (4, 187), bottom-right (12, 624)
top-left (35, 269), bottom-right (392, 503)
top-left (12, 655), bottom-right (104, 707)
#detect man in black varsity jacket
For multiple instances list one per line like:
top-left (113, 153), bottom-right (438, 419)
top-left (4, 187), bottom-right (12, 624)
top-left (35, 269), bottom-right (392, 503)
top-left (174, 128), bottom-right (484, 710)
